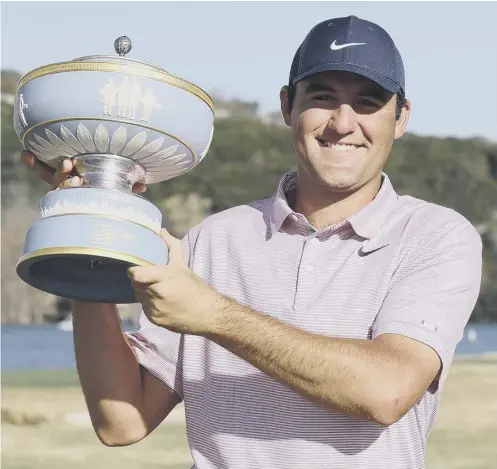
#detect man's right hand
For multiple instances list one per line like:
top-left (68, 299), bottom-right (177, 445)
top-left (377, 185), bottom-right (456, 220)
top-left (21, 150), bottom-right (148, 193)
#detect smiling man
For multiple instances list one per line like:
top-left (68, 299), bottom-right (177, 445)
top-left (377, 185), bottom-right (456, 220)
top-left (24, 15), bottom-right (482, 469)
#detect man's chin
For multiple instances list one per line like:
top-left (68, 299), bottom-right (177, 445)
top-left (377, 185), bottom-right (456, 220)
top-left (316, 168), bottom-right (362, 193)
top-left (298, 161), bottom-right (364, 193)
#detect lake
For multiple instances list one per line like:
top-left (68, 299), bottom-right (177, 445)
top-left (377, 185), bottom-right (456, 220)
top-left (1, 323), bottom-right (497, 371)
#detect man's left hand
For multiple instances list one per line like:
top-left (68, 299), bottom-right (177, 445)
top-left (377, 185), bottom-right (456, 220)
top-left (127, 228), bottom-right (226, 335)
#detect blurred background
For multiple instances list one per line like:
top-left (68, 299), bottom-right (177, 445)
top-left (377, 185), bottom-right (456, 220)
top-left (1, 2), bottom-right (496, 469)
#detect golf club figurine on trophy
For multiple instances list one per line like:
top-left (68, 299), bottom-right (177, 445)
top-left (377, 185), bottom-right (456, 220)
top-left (14, 36), bottom-right (215, 303)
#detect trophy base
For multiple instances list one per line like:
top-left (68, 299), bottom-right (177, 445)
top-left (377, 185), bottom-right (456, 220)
top-left (17, 248), bottom-right (150, 303)
top-left (17, 188), bottom-right (168, 303)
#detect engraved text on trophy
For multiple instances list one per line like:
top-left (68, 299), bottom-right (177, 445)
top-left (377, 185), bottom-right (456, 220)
top-left (99, 76), bottom-right (163, 122)
top-left (91, 224), bottom-right (115, 247)
top-left (91, 224), bottom-right (137, 247)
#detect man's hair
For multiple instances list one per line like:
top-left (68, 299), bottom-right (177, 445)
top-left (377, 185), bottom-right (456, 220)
top-left (287, 83), bottom-right (405, 120)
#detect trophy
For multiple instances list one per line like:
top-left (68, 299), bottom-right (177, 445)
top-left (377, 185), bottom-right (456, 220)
top-left (14, 36), bottom-right (214, 303)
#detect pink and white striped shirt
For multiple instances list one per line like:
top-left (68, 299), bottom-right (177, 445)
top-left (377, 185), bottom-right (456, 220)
top-left (127, 170), bottom-right (482, 469)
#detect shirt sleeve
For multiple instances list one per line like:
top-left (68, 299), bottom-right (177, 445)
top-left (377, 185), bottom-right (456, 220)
top-left (372, 216), bottom-right (483, 391)
top-left (124, 228), bottom-right (197, 400)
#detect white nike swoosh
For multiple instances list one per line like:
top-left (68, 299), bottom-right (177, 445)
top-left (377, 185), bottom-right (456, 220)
top-left (330, 40), bottom-right (367, 51)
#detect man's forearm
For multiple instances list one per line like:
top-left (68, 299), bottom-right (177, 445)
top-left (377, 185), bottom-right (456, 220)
top-left (206, 298), bottom-right (404, 424)
top-left (72, 301), bottom-right (146, 443)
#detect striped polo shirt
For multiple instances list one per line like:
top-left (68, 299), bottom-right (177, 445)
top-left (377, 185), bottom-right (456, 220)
top-left (126, 170), bottom-right (482, 469)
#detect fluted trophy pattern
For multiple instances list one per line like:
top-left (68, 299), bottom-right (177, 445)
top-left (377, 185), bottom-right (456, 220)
top-left (27, 123), bottom-right (194, 184)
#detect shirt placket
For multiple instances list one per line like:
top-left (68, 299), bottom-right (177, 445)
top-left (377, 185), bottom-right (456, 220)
top-left (293, 235), bottom-right (321, 311)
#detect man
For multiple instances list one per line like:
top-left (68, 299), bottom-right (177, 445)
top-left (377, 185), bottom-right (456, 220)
top-left (23, 15), bottom-right (482, 469)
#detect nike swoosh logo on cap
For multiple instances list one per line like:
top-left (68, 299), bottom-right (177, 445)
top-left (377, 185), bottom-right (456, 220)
top-left (330, 40), bottom-right (367, 50)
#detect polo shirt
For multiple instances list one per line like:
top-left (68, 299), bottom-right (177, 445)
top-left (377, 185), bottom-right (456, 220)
top-left (126, 170), bottom-right (482, 469)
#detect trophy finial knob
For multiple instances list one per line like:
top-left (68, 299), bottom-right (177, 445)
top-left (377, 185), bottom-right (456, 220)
top-left (114, 36), bottom-right (132, 56)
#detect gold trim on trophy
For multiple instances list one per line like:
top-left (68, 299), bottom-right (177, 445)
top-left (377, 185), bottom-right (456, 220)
top-left (17, 246), bottom-right (155, 268)
top-left (17, 61), bottom-right (215, 113)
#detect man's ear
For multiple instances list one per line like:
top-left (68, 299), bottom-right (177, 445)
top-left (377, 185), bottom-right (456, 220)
top-left (394, 97), bottom-right (411, 140)
top-left (280, 86), bottom-right (292, 127)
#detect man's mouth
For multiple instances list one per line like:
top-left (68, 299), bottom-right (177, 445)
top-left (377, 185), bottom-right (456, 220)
top-left (316, 138), bottom-right (363, 151)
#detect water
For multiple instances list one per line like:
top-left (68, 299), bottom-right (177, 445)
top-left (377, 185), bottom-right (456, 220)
top-left (1, 323), bottom-right (497, 371)
top-left (1, 321), bottom-right (137, 371)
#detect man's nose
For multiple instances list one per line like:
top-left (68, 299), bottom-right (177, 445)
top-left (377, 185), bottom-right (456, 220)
top-left (328, 104), bottom-right (358, 134)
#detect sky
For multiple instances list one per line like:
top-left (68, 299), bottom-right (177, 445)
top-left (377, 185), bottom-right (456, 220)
top-left (1, 1), bottom-right (496, 141)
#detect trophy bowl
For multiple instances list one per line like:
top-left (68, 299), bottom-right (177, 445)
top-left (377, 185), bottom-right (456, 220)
top-left (14, 36), bottom-right (215, 303)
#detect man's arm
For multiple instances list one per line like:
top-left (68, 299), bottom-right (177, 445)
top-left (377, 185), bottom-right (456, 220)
top-left (202, 220), bottom-right (481, 426)
top-left (20, 151), bottom-right (180, 444)
top-left (129, 220), bottom-right (481, 427)
top-left (203, 220), bottom-right (481, 425)
top-left (73, 301), bottom-right (180, 446)
top-left (206, 300), bottom-right (440, 425)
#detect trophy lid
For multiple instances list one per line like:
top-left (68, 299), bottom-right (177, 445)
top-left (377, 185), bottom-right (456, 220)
top-left (16, 36), bottom-right (214, 112)
top-left (71, 36), bottom-right (167, 72)
top-left (15, 36), bottom-right (215, 186)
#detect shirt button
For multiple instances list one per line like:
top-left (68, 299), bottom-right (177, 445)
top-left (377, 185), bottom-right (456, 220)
top-left (304, 264), bottom-right (315, 272)
top-left (308, 238), bottom-right (320, 247)
top-left (290, 214), bottom-right (299, 222)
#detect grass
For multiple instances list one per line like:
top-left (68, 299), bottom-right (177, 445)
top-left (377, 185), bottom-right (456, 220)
top-left (2, 355), bottom-right (496, 469)
top-left (2, 422), bottom-right (192, 469)
top-left (425, 355), bottom-right (497, 469)
top-left (2, 368), bottom-right (80, 388)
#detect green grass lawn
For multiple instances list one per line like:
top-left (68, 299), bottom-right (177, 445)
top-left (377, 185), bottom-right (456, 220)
top-left (2, 369), bottom-right (80, 388)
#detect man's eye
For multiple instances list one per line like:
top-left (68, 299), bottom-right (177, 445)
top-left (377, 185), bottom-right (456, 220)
top-left (358, 99), bottom-right (379, 107)
top-left (313, 95), bottom-right (334, 101)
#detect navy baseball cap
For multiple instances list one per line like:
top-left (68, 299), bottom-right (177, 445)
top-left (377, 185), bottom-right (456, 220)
top-left (289, 16), bottom-right (405, 95)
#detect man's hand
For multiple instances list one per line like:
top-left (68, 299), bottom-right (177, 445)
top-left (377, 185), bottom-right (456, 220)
top-left (21, 150), bottom-right (147, 192)
top-left (127, 228), bottom-right (226, 335)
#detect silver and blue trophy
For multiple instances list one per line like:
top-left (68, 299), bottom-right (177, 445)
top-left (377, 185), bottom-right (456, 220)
top-left (14, 36), bottom-right (214, 303)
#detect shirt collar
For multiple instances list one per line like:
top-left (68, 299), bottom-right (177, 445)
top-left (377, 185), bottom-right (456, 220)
top-left (268, 170), bottom-right (299, 235)
top-left (268, 170), bottom-right (398, 240)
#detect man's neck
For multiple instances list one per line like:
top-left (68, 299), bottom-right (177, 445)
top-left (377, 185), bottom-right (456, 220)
top-left (292, 174), bottom-right (383, 230)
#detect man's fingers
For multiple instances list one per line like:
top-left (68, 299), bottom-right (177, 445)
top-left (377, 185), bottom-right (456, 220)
top-left (52, 158), bottom-right (79, 189)
top-left (127, 265), bottom-right (169, 286)
top-left (22, 150), bottom-right (146, 192)
top-left (130, 280), bottom-right (149, 292)
top-left (159, 228), bottom-right (184, 265)
top-left (21, 150), bottom-right (56, 185)
top-left (132, 182), bottom-right (147, 194)
top-left (133, 288), bottom-right (148, 305)
top-left (21, 150), bottom-right (82, 189)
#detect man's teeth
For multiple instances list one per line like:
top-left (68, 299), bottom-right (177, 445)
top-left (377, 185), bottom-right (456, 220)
top-left (318, 140), bottom-right (358, 151)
